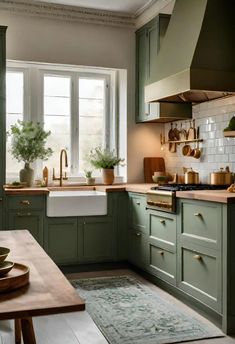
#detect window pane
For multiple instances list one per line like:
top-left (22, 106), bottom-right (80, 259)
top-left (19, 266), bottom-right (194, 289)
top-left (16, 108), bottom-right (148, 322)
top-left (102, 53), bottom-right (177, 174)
top-left (78, 78), bottom-right (105, 172)
top-left (6, 71), bottom-right (24, 177)
top-left (43, 75), bottom-right (71, 174)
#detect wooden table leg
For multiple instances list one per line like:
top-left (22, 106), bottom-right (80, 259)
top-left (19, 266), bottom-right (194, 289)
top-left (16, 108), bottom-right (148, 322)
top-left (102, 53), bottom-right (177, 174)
top-left (14, 319), bottom-right (22, 344)
top-left (21, 317), bottom-right (36, 344)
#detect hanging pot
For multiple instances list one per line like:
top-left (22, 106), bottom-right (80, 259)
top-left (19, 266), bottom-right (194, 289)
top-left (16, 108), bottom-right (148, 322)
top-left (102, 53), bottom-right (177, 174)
top-left (102, 168), bottom-right (114, 185)
top-left (19, 163), bottom-right (34, 187)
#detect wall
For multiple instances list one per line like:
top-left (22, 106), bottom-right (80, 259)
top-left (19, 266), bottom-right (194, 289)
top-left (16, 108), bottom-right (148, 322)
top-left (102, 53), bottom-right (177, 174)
top-left (164, 96), bottom-right (235, 183)
top-left (0, 10), bottom-right (164, 183)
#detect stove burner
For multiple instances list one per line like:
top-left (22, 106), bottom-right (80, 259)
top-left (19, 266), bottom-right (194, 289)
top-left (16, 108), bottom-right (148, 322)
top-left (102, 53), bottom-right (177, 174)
top-left (152, 184), bottom-right (229, 192)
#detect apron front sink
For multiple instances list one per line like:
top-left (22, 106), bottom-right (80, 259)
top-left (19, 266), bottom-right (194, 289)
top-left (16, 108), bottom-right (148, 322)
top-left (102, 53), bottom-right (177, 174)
top-left (47, 190), bottom-right (107, 217)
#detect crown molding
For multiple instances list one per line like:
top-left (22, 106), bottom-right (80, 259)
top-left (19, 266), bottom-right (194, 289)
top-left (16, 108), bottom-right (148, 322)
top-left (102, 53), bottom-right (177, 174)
top-left (134, 0), bottom-right (158, 17)
top-left (0, 0), bottom-right (136, 28)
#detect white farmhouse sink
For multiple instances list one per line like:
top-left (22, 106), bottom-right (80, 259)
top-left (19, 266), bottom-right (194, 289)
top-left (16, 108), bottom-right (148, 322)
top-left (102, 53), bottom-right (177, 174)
top-left (47, 190), bottom-right (107, 217)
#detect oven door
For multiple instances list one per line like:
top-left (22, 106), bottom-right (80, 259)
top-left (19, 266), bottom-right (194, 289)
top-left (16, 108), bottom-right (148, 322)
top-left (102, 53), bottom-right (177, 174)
top-left (146, 190), bottom-right (176, 213)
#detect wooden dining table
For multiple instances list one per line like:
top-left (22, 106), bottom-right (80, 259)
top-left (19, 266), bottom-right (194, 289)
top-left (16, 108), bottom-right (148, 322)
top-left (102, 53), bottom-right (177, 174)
top-left (0, 230), bottom-right (85, 344)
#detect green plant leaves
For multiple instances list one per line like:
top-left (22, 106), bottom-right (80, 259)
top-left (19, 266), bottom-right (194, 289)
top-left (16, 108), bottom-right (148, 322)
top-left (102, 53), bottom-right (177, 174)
top-left (88, 147), bottom-right (124, 169)
top-left (8, 120), bottom-right (53, 164)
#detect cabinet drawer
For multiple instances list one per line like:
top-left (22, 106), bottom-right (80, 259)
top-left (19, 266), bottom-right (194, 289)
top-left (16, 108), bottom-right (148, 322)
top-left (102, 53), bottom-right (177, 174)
top-left (7, 195), bottom-right (44, 210)
top-left (149, 210), bottom-right (176, 249)
top-left (149, 244), bottom-right (176, 285)
top-left (180, 200), bottom-right (222, 249)
top-left (129, 193), bottom-right (146, 232)
top-left (179, 246), bottom-right (221, 312)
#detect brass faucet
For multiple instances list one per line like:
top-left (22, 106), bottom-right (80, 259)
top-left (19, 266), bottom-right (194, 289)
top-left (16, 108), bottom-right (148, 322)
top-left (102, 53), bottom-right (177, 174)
top-left (53, 149), bottom-right (68, 186)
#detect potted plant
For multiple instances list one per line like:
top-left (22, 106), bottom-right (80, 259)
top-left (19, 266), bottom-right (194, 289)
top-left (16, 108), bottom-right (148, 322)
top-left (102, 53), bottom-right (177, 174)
top-left (8, 120), bottom-right (53, 187)
top-left (88, 147), bottom-right (124, 185)
top-left (84, 170), bottom-right (95, 185)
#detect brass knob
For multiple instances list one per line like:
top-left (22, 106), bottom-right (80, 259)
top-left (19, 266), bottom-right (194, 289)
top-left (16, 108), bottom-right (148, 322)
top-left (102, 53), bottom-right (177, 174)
top-left (160, 220), bottom-right (165, 225)
top-left (20, 200), bottom-right (30, 206)
top-left (194, 213), bottom-right (201, 217)
top-left (135, 232), bottom-right (141, 237)
top-left (193, 254), bottom-right (202, 260)
top-left (158, 250), bottom-right (164, 255)
top-left (136, 202), bottom-right (140, 205)
top-left (17, 212), bottom-right (31, 217)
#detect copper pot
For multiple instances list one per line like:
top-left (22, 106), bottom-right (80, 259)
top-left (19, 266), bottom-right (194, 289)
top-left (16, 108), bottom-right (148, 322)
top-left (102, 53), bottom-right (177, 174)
top-left (210, 167), bottom-right (234, 185)
top-left (184, 167), bottom-right (199, 184)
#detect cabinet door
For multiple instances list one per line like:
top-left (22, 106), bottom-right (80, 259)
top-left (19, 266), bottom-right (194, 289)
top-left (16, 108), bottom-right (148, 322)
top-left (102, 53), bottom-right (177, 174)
top-left (82, 217), bottom-right (116, 262)
top-left (44, 217), bottom-right (79, 265)
top-left (136, 28), bottom-right (149, 122)
top-left (128, 229), bottom-right (148, 269)
top-left (7, 210), bottom-right (43, 245)
top-left (129, 193), bottom-right (147, 233)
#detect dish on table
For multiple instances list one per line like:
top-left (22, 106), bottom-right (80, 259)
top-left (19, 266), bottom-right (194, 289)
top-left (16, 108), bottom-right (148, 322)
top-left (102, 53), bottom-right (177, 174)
top-left (5, 182), bottom-right (27, 189)
top-left (0, 247), bottom-right (10, 263)
top-left (0, 261), bottom-right (14, 277)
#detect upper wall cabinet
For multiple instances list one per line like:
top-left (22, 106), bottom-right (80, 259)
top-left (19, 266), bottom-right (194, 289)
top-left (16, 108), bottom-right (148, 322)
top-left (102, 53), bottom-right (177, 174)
top-left (136, 15), bottom-right (170, 123)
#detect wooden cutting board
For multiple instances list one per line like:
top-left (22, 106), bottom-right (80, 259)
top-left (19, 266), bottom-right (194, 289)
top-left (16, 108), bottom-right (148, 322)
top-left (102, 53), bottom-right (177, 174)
top-left (143, 157), bottom-right (165, 183)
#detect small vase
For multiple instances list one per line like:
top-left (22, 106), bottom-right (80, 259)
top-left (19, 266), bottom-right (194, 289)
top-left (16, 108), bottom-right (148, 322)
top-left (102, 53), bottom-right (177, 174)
top-left (20, 163), bottom-right (34, 187)
top-left (102, 168), bottom-right (114, 185)
top-left (86, 177), bottom-right (95, 185)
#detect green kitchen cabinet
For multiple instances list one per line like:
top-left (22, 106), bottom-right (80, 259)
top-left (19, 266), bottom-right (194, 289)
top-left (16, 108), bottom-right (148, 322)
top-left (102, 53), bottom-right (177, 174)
top-left (148, 209), bottom-right (177, 285)
top-left (135, 14), bottom-right (170, 123)
top-left (81, 216), bottom-right (116, 263)
top-left (44, 217), bottom-right (81, 264)
top-left (128, 193), bottom-right (148, 269)
top-left (177, 198), bottom-right (222, 313)
top-left (6, 195), bottom-right (45, 245)
top-left (128, 229), bottom-right (148, 269)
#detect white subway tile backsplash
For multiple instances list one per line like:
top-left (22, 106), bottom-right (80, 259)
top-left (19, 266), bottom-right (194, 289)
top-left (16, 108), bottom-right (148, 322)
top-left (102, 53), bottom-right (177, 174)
top-left (164, 96), bottom-right (235, 180)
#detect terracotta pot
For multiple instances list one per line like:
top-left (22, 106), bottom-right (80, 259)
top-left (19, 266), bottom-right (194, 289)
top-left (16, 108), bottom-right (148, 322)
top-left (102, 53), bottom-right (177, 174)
top-left (102, 169), bottom-right (114, 185)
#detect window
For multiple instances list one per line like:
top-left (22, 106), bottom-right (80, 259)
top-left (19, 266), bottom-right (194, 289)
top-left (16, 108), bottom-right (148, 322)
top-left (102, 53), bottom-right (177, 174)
top-left (6, 62), bottom-right (115, 180)
top-left (6, 70), bottom-right (24, 177)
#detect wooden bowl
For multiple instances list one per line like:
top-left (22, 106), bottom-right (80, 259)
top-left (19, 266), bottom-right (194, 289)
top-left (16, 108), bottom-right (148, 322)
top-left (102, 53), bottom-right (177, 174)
top-left (0, 247), bottom-right (10, 263)
top-left (0, 261), bottom-right (14, 277)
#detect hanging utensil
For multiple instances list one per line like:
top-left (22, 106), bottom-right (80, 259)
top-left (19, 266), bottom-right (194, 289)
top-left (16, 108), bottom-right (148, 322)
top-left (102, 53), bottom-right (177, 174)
top-left (173, 123), bottom-right (180, 141)
top-left (187, 119), bottom-right (196, 141)
top-left (179, 122), bottom-right (187, 141)
top-left (168, 123), bottom-right (175, 141)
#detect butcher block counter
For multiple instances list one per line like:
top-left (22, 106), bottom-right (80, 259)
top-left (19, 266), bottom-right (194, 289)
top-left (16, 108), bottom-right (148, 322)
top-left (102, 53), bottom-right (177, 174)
top-left (3, 183), bottom-right (235, 203)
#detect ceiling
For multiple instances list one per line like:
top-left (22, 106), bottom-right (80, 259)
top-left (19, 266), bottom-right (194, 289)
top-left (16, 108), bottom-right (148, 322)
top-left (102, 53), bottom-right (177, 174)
top-left (36, 0), bottom-right (155, 14)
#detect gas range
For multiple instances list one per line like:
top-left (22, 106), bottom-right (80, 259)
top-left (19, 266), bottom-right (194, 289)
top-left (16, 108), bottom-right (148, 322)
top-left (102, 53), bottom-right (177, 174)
top-left (146, 184), bottom-right (228, 213)
top-left (152, 184), bottom-right (229, 192)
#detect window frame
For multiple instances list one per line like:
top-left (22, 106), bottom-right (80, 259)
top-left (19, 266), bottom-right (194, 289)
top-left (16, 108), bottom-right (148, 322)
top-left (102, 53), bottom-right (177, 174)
top-left (6, 61), bottom-right (117, 180)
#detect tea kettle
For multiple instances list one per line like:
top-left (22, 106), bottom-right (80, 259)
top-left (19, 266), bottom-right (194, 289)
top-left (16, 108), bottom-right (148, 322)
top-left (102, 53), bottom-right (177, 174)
top-left (183, 167), bottom-right (200, 184)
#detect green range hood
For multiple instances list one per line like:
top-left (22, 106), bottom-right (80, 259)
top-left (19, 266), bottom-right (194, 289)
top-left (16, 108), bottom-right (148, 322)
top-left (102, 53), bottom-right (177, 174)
top-left (145, 0), bottom-right (235, 104)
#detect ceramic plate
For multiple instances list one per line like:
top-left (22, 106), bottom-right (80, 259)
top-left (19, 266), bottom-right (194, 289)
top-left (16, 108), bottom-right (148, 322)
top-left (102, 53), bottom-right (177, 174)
top-left (0, 247), bottom-right (10, 263)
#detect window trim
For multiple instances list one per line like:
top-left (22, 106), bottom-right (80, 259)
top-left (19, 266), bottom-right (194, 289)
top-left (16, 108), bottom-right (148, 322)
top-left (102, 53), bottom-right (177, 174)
top-left (6, 60), bottom-right (118, 180)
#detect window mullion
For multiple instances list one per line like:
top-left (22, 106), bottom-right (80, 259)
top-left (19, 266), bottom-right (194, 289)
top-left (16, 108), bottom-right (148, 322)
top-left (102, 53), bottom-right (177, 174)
top-left (71, 73), bottom-right (79, 175)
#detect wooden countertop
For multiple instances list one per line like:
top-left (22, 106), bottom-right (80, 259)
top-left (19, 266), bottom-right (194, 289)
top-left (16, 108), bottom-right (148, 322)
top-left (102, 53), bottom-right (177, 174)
top-left (4, 184), bottom-right (235, 203)
top-left (176, 189), bottom-right (235, 204)
top-left (3, 183), bottom-right (155, 195)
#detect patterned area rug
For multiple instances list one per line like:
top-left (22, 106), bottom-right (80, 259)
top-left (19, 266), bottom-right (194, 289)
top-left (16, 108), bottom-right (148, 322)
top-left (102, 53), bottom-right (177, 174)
top-left (71, 276), bottom-right (224, 344)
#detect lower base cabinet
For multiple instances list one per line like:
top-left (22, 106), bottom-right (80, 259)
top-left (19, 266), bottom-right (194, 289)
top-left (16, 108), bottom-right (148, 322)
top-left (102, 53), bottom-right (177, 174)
top-left (45, 215), bottom-right (116, 265)
top-left (44, 217), bottom-right (80, 265)
top-left (128, 229), bottom-right (148, 269)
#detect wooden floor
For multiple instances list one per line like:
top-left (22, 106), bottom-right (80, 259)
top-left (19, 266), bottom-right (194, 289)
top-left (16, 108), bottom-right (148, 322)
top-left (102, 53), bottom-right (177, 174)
top-left (0, 269), bottom-right (235, 344)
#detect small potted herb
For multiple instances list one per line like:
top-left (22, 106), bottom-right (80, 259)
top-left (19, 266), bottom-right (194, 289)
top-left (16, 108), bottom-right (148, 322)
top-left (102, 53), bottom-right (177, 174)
top-left (88, 147), bottom-right (124, 185)
top-left (84, 170), bottom-right (95, 185)
top-left (8, 120), bottom-right (53, 186)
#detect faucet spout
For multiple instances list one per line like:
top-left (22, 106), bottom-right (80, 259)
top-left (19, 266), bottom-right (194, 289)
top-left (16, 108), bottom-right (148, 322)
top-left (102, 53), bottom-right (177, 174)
top-left (53, 149), bottom-right (69, 186)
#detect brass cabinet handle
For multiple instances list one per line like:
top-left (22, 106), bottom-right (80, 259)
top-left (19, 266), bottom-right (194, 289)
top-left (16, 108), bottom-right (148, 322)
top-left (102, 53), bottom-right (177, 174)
top-left (136, 202), bottom-right (140, 205)
top-left (158, 250), bottom-right (164, 255)
top-left (194, 212), bottom-right (202, 217)
top-left (20, 200), bottom-right (31, 206)
top-left (135, 232), bottom-right (141, 237)
top-left (193, 254), bottom-right (202, 260)
top-left (17, 212), bottom-right (31, 217)
top-left (160, 219), bottom-right (166, 225)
